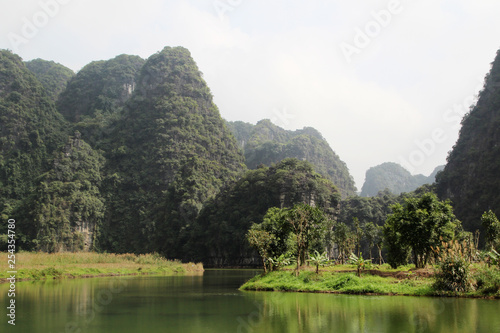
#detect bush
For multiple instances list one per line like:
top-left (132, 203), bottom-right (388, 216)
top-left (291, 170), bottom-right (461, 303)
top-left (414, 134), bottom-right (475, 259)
top-left (433, 256), bottom-right (471, 293)
top-left (472, 266), bottom-right (500, 295)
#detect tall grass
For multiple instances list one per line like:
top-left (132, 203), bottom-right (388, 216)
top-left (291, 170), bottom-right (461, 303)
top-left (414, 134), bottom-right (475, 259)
top-left (0, 252), bottom-right (203, 281)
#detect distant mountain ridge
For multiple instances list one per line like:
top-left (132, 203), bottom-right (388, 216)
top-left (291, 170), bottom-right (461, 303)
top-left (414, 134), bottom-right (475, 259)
top-left (361, 162), bottom-right (444, 197)
top-left (226, 119), bottom-right (357, 197)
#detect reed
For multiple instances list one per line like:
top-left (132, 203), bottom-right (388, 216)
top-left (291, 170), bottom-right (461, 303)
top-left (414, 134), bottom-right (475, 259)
top-left (0, 252), bottom-right (203, 281)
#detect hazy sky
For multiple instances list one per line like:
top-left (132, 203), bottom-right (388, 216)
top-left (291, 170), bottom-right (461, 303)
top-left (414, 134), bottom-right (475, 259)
top-left (2, 0), bottom-right (500, 189)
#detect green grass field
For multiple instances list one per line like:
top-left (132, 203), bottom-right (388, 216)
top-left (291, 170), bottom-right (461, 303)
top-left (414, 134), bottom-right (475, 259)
top-left (241, 270), bottom-right (433, 296)
top-left (0, 252), bottom-right (203, 281)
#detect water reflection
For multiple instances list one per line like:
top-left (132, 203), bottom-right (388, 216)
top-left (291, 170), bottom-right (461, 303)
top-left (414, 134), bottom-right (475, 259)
top-left (241, 291), bottom-right (500, 333)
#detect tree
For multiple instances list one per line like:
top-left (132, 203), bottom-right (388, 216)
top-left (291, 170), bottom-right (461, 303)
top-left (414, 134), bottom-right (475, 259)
top-left (374, 225), bottom-right (385, 265)
top-left (333, 222), bottom-right (353, 264)
top-left (353, 217), bottom-right (362, 256)
top-left (384, 193), bottom-right (461, 268)
top-left (285, 203), bottom-right (327, 274)
top-left (256, 207), bottom-right (291, 261)
top-left (481, 210), bottom-right (500, 250)
top-left (248, 203), bottom-right (328, 275)
top-left (246, 228), bottom-right (275, 273)
top-left (363, 222), bottom-right (378, 260)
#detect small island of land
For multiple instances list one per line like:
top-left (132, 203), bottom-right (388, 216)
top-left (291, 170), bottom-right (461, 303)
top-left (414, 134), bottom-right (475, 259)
top-left (240, 263), bottom-right (500, 299)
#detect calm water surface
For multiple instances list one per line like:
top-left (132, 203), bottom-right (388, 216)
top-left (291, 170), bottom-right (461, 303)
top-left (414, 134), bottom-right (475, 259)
top-left (1, 269), bottom-right (499, 333)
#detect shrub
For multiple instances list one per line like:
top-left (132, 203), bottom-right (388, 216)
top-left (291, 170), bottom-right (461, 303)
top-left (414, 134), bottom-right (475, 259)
top-left (433, 256), bottom-right (471, 293)
top-left (472, 266), bottom-right (500, 295)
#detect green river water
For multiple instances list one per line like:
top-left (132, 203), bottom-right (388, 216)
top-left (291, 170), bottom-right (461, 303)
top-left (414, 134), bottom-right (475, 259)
top-left (1, 269), bottom-right (499, 332)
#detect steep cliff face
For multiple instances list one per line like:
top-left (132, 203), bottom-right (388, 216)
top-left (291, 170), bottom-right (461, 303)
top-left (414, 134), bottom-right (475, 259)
top-left (361, 162), bottom-right (443, 197)
top-left (227, 119), bottom-right (357, 197)
top-left (436, 49), bottom-right (500, 233)
top-left (103, 46), bottom-right (246, 255)
top-left (26, 132), bottom-right (105, 252)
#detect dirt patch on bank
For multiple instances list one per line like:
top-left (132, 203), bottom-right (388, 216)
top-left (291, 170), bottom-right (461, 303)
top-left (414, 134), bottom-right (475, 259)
top-left (366, 268), bottom-right (434, 279)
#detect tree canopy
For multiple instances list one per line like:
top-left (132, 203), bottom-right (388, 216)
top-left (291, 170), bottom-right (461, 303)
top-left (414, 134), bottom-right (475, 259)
top-left (384, 193), bottom-right (461, 268)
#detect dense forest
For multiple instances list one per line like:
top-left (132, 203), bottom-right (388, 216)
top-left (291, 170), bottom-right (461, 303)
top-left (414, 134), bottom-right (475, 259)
top-left (1, 46), bottom-right (499, 268)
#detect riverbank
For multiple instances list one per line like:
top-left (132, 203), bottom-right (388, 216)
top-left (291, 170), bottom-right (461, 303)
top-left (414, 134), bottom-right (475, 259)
top-left (0, 252), bottom-right (203, 282)
top-left (240, 266), bottom-right (500, 298)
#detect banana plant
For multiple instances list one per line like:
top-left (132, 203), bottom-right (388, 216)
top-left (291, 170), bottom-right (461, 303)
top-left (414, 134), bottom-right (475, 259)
top-left (348, 252), bottom-right (372, 277)
top-left (307, 250), bottom-right (330, 274)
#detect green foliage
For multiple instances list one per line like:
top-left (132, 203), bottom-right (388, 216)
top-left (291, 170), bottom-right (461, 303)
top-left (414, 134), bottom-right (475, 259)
top-left (25, 58), bottom-right (74, 102)
top-left (227, 119), bottom-right (356, 197)
top-left (268, 253), bottom-right (295, 272)
top-left (472, 265), bottom-right (500, 295)
top-left (433, 256), bottom-right (471, 293)
top-left (348, 252), bottom-right (372, 277)
top-left (307, 250), bottom-right (329, 274)
top-left (341, 189), bottom-right (399, 223)
top-left (481, 210), bottom-right (500, 250)
top-left (285, 203), bottom-right (328, 273)
top-left (332, 222), bottom-right (353, 264)
top-left (487, 249), bottom-right (500, 266)
top-left (24, 132), bottom-right (105, 252)
top-left (384, 192), bottom-right (461, 268)
top-left (247, 203), bottom-right (329, 274)
top-left (246, 228), bottom-right (275, 273)
top-left (0, 50), bottom-right (68, 241)
top-left (363, 222), bottom-right (378, 260)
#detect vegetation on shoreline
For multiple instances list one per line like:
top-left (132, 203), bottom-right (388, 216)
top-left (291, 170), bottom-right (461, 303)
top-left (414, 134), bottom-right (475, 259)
top-left (240, 263), bottom-right (500, 298)
top-left (241, 269), bottom-right (432, 296)
top-left (0, 252), bottom-right (203, 282)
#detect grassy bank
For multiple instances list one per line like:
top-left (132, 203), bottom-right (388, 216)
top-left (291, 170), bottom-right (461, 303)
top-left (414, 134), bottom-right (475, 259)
top-left (240, 265), bottom-right (500, 298)
top-left (0, 252), bottom-right (203, 282)
top-left (241, 270), bottom-right (433, 296)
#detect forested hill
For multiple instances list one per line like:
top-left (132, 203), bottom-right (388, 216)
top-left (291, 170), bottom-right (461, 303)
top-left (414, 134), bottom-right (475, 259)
top-left (57, 54), bottom-right (144, 123)
top-left (56, 54), bottom-right (145, 147)
top-left (25, 59), bottom-right (74, 102)
top-left (226, 119), bottom-right (357, 197)
top-left (189, 158), bottom-right (341, 266)
top-left (0, 47), bottom-right (247, 254)
top-left (101, 46), bottom-right (246, 255)
top-left (361, 163), bottom-right (444, 197)
top-left (0, 50), bottom-right (68, 221)
top-left (437, 48), bottom-right (500, 233)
